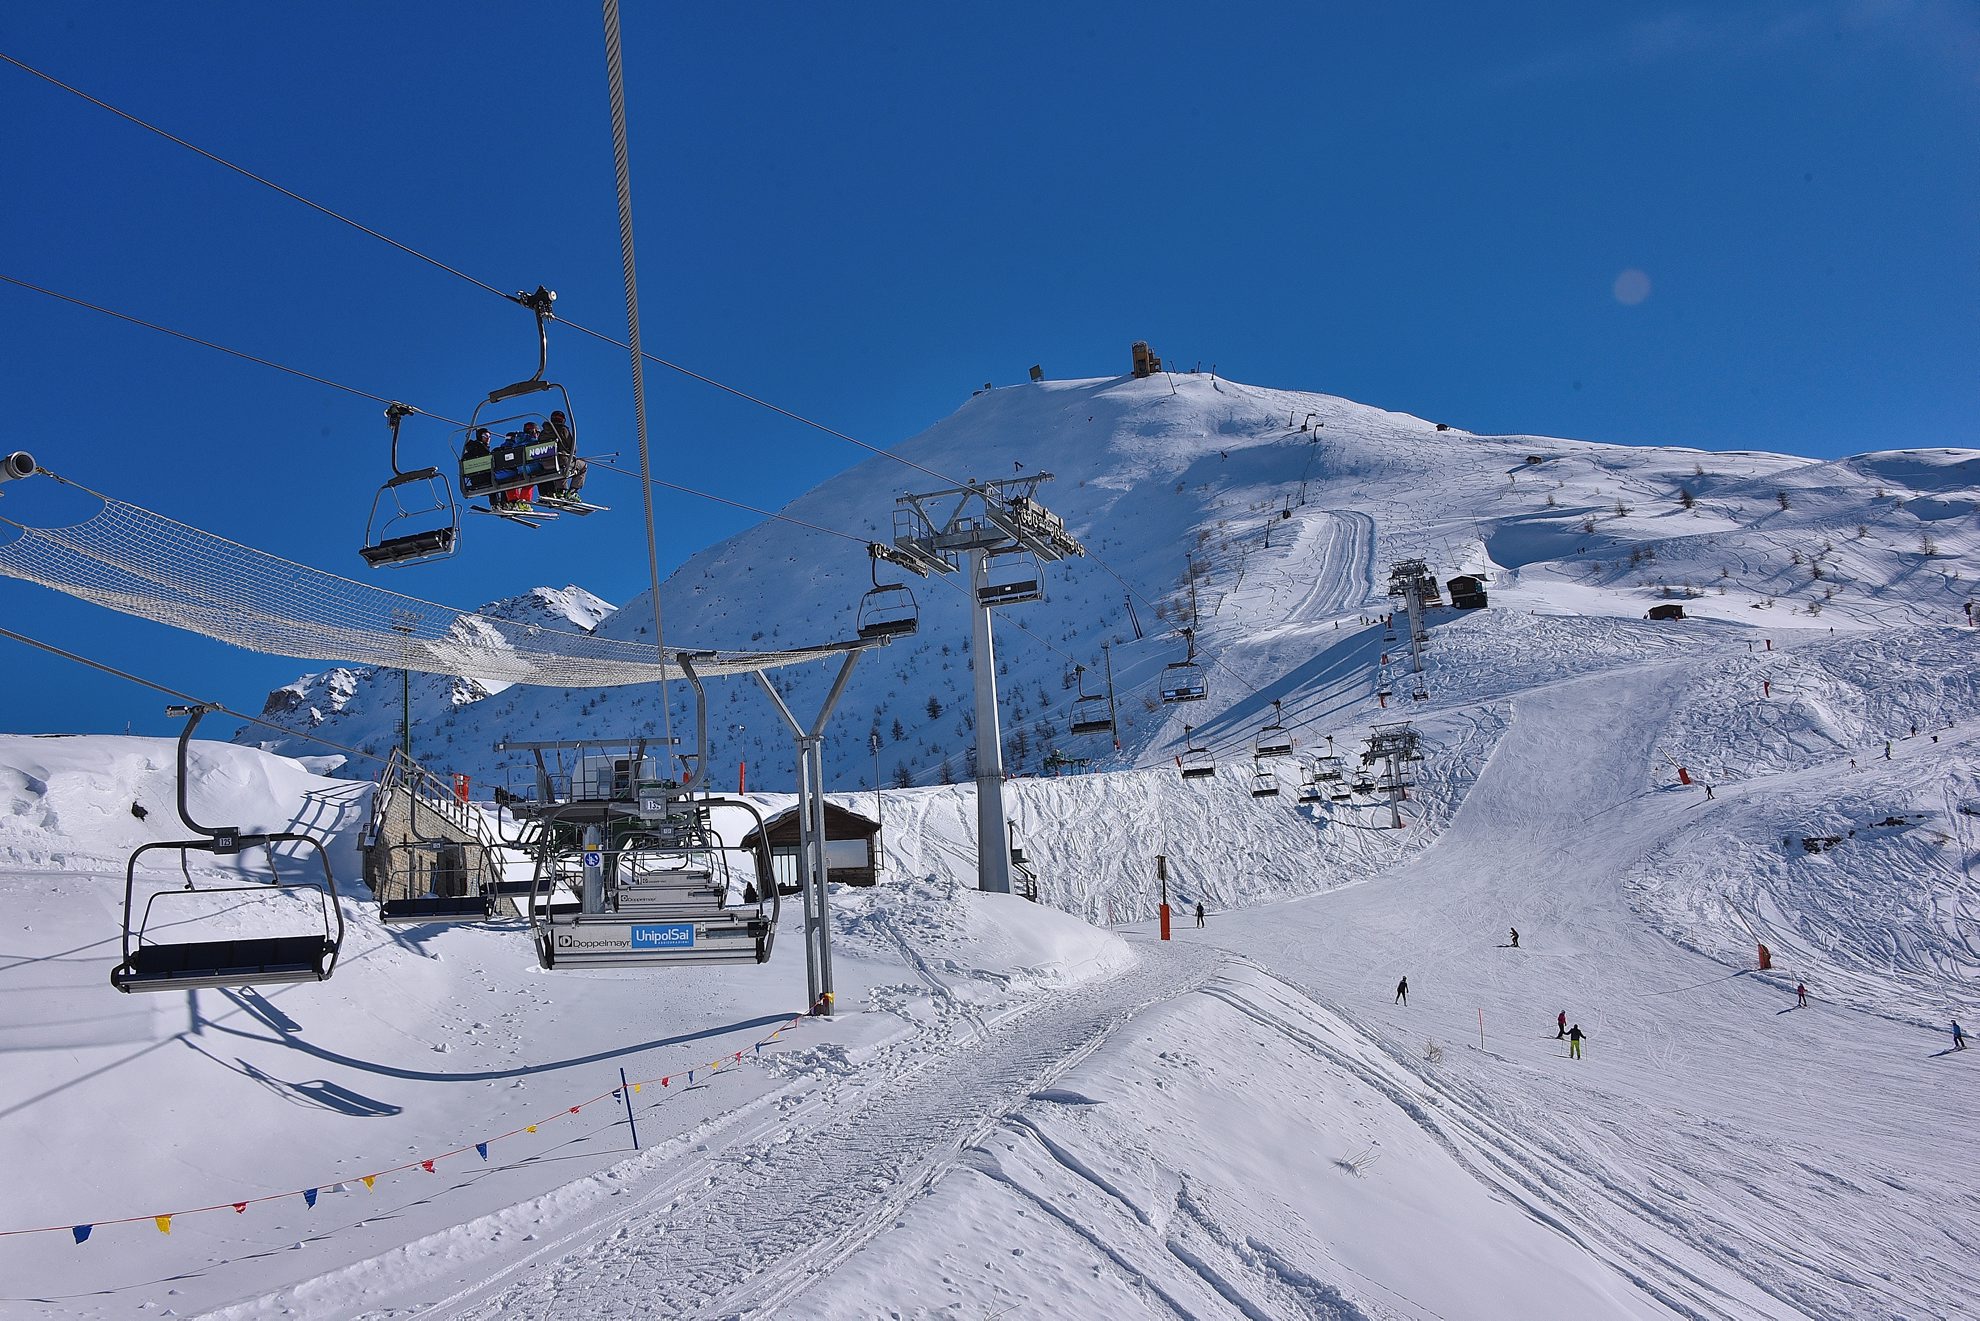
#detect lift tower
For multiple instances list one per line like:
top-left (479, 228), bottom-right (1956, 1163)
top-left (1387, 558), bottom-right (1438, 700)
top-left (891, 476), bottom-right (1086, 892)
top-left (1362, 721), bottom-right (1424, 830)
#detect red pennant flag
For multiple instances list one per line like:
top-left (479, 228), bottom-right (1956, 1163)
top-left (661, 1076), bottom-right (669, 1087)
top-left (232, 1202), bottom-right (248, 1214)
top-left (570, 1106), bottom-right (581, 1114)
top-left (421, 1159), bottom-right (436, 1173)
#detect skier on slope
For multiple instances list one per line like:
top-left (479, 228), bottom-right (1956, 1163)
top-left (1568, 1024), bottom-right (1586, 1060)
top-left (1509, 926), bottom-right (1519, 948)
top-left (1395, 977), bottom-right (1409, 1006)
top-left (1955, 1020), bottom-right (1968, 1052)
top-left (1194, 902), bottom-right (1206, 928)
top-left (1556, 1010), bottom-right (1568, 1039)
top-left (1796, 983), bottom-right (1809, 1009)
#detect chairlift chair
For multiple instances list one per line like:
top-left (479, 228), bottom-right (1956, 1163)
top-left (1160, 660), bottom-right (1209, 703)
top-left (360, 403), bottom-right (459, 568)
top-left (1179, 727), bottom-right (1216, 781)
top-left (977, 547), bottom-right (1043, 606)
top-left (1160, 627), bottom-right (1210, 703)
top-left (1068, 664), bottom-right (1116, 738)
top-left (112, 705), bottom-right (344, 993)
top-left (1296, 770), bottom-right (1324, 804)
top-left (1254, 699), bottom-right (1294, 758)
top-left (1314, 755), bottom-right (1344, 782)
top-left (856, 547), bottom-right (920, 640)
top-left (371, 760), bottom-right (498, 924)
top-left (376, 842), bottom-right (494, 924)
top-left (459, 287), bottom-right (599, 520)
top-left (529, 797), bottom-right (780, 968)
top-left (1250, 763), bottom-right (1280, 799)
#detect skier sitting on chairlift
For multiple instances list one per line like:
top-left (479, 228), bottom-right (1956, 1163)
top-left (495, 423), bottom-right (541, 510)
top-left (466, 428), bottom-right (521, 511)
top-left (540, 409), bottom-right (587, 503)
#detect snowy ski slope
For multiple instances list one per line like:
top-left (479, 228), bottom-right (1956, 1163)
top-left (2, 372), bottom-right (1977, 1318)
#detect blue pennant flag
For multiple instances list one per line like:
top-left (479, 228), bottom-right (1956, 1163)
top-left (71, 1225), bottom-right (92, 1245)
top-left (688, 1070), bottom-right (695, 1084)
top-left (475, 1143), bottom-right (489, 1161)
top-left (303, 1188), bottom-right (318, 1209)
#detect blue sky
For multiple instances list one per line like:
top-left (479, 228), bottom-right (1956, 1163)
top-left (0, 1), bottom-right (1975, 737)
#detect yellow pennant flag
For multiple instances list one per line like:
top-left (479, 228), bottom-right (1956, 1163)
top-left (362, 1176), bottom-right (376, 1191)
top-left (154, 1215), bottom-right (172, 1234)
top-left (632, 1083), bottom-right (641, 1093)
top-left (526, 1125), bottom-right (537, 1134)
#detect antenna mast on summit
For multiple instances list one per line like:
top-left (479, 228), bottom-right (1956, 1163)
top-left (889, 476), bottom-right (1085, 893)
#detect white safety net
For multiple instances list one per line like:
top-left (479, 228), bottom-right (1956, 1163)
top-left (0, 477), bottom-right (858, 686)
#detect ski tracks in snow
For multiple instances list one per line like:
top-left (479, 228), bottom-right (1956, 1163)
top-left (400, 943), bottom-right (1221, 1321)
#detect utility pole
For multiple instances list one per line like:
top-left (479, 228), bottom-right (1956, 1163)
top-left (390, 607), bottom-right (417, 760)
top-left (889, 475), bottom-right (1086, 893)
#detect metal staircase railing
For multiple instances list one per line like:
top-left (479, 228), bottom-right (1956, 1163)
top-left (365, 749), bottom-right (510, 898)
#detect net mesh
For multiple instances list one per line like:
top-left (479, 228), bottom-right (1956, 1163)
top-left (0, 476), bottom-right (857, 686)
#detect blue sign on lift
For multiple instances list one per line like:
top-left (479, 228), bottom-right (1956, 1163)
top-left (583, 850), bottom-right (603, 868)
top-left (631, 924), bottom-right (695, 950)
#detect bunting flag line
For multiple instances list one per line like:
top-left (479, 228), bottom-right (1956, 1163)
top-left (12, 1001), bottom-right (813, 1243)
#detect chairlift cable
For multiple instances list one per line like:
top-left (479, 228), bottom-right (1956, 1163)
top-left (0, 273), bottom-right (470, 423)
top-left (601, 0), bottom-right (673, 758)
top-left (3, 45), bottom-right (1217, 679)
top-left (6, 262), bottom-right (1268, 753)
top-left (0, 621), bottom-right (391, 770)
top-left (0, 270), bottom-right (887, 557)
top-left (583, 458), bottom-right (872, 547)
top-left (0, 51), bottom-right (513, 303)
top-left (7, 46), bottom-right (1280, 724)
top-left (0, 48), bottom-right (967, 491)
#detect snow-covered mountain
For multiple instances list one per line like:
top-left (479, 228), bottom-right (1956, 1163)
top-left (239, 585), bottom-right (613, 768)
top-left (250, 372), bottom-right (1980, 799)
top-left (8, 371), bottom-right (1980, 1317)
